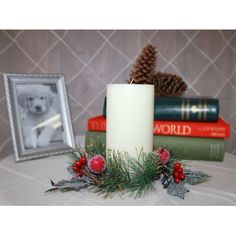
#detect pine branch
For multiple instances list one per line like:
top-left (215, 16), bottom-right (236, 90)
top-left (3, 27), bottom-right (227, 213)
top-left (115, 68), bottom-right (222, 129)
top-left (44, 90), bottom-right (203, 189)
top-left (68, 151), bottom-right (80, 162)
top-left (184, 170), bottom-right (211, 185)
top-left (95, 151), bottom-right (161, 198)
top-left (45, 177), bottom-right (94, 193)
top-left (47, 144), bottom-right (211, 200)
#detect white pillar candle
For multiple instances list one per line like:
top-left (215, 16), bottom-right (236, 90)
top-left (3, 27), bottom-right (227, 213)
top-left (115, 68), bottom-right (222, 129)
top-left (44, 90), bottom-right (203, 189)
top-left (106, 84), bottom-right (154, 157)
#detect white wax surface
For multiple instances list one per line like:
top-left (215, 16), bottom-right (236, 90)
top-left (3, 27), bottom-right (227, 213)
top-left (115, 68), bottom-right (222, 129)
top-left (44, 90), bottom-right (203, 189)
top-left (106, 84), bottom-right (154, 157)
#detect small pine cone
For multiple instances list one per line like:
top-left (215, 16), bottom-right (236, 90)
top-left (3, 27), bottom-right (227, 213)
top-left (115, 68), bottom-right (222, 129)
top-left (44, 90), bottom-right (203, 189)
top-left (154, 72), bottom-right (188, 97)
top-left (128, 44), bottom-right (157, 84)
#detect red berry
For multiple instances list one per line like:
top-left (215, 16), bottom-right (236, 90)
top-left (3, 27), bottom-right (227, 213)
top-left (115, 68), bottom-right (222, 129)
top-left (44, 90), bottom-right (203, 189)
top-left (77, 171), bottom-right (83, 177)
top-left (174, 163), bottom-right (181, 170)
top-left (174, 178), bottom-right (180, 184)
top-left (179, 173), bottom-right (186, 180)
top-left (88, 155), bottom-right (106, 174)
top-left (172, 171), bottom-right (179, 179)
top-left (80, 156), bottom-right (87, 165)
top-left (177, 167), bottom-right (183, 174)
top-left (75, 160), bottom-right (83, 168)
top-left (72, 165), bottom-right (79, 172)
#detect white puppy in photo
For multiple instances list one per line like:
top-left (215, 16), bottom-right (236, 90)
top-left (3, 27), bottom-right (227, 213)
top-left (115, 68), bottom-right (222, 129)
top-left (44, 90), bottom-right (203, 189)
top-left (17, 84), bottom-right (61, 149)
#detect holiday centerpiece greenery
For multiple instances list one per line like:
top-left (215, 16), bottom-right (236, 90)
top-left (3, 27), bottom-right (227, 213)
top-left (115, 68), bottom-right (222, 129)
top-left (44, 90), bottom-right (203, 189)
top-left (46, 143), bottom-right (210, 199)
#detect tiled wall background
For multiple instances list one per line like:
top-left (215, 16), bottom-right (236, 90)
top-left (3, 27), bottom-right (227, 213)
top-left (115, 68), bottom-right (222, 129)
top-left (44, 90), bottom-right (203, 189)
top-left (0, 30), bottom-right (236, 159)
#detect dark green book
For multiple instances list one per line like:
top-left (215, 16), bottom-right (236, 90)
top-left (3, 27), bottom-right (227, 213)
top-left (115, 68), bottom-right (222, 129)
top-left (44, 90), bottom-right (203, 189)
top-left (85, 131), bottom-right (225, 161)
top-left (103, 96), bottom-right (219, 122)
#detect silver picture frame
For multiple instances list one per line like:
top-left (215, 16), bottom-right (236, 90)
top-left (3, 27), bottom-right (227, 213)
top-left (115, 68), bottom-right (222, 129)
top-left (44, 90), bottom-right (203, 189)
top-left (4, 73), bottom-right (75, 162)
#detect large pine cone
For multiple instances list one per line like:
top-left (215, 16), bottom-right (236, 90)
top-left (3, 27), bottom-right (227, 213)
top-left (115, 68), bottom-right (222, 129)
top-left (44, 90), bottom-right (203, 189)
top-left (154, 72), bottom-right (188, 97)
top-left (128, 44), bottom-right (157, 84)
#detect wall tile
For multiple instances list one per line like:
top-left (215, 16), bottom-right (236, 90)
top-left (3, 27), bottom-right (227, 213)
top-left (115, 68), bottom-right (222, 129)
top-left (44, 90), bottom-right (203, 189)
top-left (109, 30), bottom-right (143, 60)
top-left (52, 30), bottom-right (68, 38)
top-left (228, 113), bottom-right (236, 130)
top-left (141, 30), bottom-right (157, 40)
top-left (225, 131), bottom-right (236, 155)
top-left (151, 30), bottom-right (188, 61)
top-left (67, 67), bottom-right (105, 107)
top-left (63, 30), bottom-right (104, 64)
top-left (112, 65), bottom-right (132, 84)
top-left (89, 43), bottom-right (129, 83)
top-left (0, 31), bottom-right (12, 53)
top-left (73, 111), bottom-right (92, 135)
top-left (183, 30), bottom-right (197, 38)
top-left (4, 30), bottom-right (21, 39)
top-left (87, 90), bottom-right (106, 116)
top-left (0, 98), bottom-right (9, 124)
top-left (163, 64), bottom-right (183, 76)
top-left (217, 82), bottom-right (236, 118)
top-left (193, 31), bottom-right (225, 60)
top-left (215, 45), bottom-right (236, 78)
top-left (99, 30), bottom-right (114, 38)
top-left (0, 46), bottom-right (11, 73)
top-left (0, 121), bottom-right (11, 153)
top-left (156, 54), bottom-right (168, 71)
top-left (0, 139), bottom-right (12, 161)
top-left (16, 30), bottom-right (58, 62)
top-left (68, 95), bottom-right (83, 121)
top-left (220, 30), bottom-right (236, 41)
top-left (184, 87), bottom-right (199, 97)
top-left (230, 71), bottom-right (236, 88)
top-left (173, 43), bottom-right (210, 84)
top-left (9, 44), bottom-right (35, 72)
top-left (194, 65), bottom-right (225, 96)
top-left (0, 74), bottom-right (6, 99)
top-left (39, 42), bottom-right (84, 81)
top-left (230, 34), bottom-right (236, 50)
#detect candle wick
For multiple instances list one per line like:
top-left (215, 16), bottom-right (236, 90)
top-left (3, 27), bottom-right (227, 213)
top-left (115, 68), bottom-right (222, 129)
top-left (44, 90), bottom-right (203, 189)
top-left (129, 77), bottom-right (135, 84)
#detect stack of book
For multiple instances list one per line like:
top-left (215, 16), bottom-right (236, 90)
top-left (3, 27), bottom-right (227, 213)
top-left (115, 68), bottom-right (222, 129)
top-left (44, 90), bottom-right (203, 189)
top-left (85, 97), bottom-right (230, 161)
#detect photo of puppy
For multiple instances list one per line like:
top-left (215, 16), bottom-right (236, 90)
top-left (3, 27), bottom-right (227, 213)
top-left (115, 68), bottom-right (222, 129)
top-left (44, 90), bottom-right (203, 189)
top-left (17, 84), bottom-right (64, 149)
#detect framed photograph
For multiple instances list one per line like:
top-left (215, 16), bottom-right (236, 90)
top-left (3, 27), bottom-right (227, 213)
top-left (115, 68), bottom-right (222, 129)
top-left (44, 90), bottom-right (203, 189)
top-left (4, 73), bottom-right (75, 162)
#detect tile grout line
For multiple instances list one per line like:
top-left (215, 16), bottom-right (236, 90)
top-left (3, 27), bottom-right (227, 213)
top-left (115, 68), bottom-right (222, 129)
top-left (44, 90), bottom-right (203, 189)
top-left (152, 31), bottom-right (200, 93)
top-left (72, 59), bottom-right (135, 122)
top-left (51, 30), bottom-right (110, 86)
top-left (0, 137), bottom-right (11, 152)
top-left (0, 31), bottom-right (23, 56)
top-left (161, 30), bottom-right (199, 72)
top-left (68, 93), bottom-right (84, 108)
top-left (186, 31), bottom-right (236, 89)
top-left (4, 31), bottom-right (47, 73)
top-left (0, 113), bottom-right (9, 125)
top-left (28, 38), bottom-right (63, 72)
top-left (97, 30), bottom-right (131, 63)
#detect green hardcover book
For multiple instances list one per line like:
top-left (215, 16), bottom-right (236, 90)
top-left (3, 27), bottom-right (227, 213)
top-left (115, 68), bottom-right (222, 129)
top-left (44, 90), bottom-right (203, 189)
top-left (103, 96), bottom-right (219, 122)
top-left (85, 131), bottom-right (225, 161)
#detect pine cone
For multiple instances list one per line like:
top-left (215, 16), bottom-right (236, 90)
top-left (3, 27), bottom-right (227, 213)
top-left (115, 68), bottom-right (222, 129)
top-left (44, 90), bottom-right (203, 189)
top-left (153, 72), bottom-right (187, 97)
top-left (128, 44), bottom-right (157, 84)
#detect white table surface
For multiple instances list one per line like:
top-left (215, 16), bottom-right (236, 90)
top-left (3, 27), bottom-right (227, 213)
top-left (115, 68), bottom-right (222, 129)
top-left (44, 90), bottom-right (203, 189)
top-left (1, 136), bottom-right (236, 206)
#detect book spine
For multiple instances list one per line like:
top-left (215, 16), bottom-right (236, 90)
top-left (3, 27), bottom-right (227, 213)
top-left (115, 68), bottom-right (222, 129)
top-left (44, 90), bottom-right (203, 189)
top-left (103, 96), bottom-right (219, 122)
top-left (88, 116), bottom-right (230, 138)
top-left (152, 119), bottom-right (230, 138)
top-left (88, 117), bottom-right (106, 131)
top-left (85, 131), bottom-right (225, 161)
top-left (153, 135), bottom-right (225, 161)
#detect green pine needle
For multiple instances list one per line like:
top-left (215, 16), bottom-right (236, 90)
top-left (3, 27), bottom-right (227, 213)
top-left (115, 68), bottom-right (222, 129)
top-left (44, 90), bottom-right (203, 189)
top-left (95, 151), bottom-right (162, 198)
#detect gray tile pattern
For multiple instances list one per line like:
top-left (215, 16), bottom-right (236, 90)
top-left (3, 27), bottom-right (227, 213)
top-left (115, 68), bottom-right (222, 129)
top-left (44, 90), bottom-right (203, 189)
top-left (0, 30), bottom-right (236, 159)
